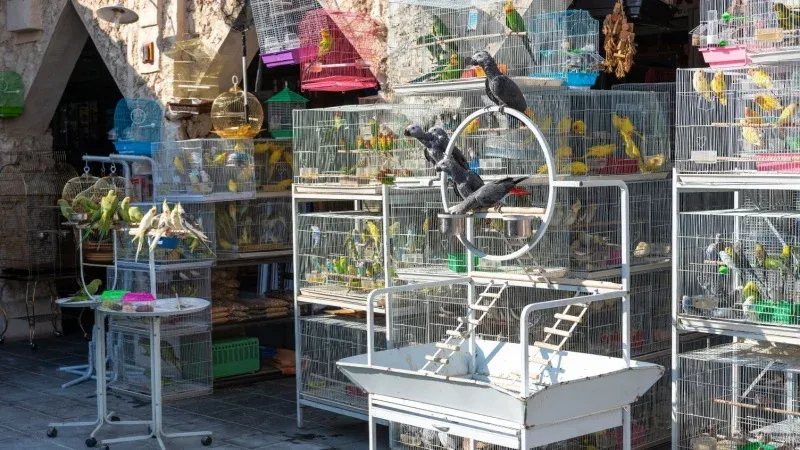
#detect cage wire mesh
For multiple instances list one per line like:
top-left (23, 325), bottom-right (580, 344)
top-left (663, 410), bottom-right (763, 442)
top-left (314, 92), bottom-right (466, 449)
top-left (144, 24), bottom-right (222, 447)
top-left (299, 315), bottom-right (387, 413)
top-left (152, 139), bottom-right (256, 201)
top-left (109, 328), bottom-right (212, 401)
top-left (678, 189), bottom-right (800, 327)
top-left (292, 104), bottom-right (435, 185)
top-left (111, 98), bottom-right (162, 155)
top-left (689, 0), bottom-right (752, 53)
top-left (106, 266), bottom-right (211, 335)
top-left (211, 81), bottom-right (265, 139)
top-left (254, 138), bottom-right (293, 191)
top-left (677, 341), bottom-right (800, 450)
top-left (527, 9), bottom-right (603, 88)
top-left (163, 38), bottom-right (222, 104)
top-left (676, 65), bottom-right (800, 174)
top-left (298, 10), bottom-right (381, 92)
top-left (0, 153), bottom-right (77, 274)
top-left (296, 211), bottom-right (388, 307)
top-left (118, 202), bottom-right (216, 265)
top-left (394, 87), bottom-right (569, 178)
top-left (215, 197), bottom-right (291, 256)
top-left (744, 0), bottom-right (800, 59)
top-left (610, 82), bottom-right (676, 153)
top-left (251, 0), bottom-right (319, 55)
top-left (265, 86), bottom-right (308, 138)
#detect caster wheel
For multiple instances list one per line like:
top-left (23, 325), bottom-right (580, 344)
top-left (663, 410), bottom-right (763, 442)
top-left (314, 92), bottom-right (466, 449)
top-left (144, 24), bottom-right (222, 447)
top-left (30, 342), bottom-right (37, 350)
top-left (201, 436), bottom-right (212, 446)
top-left (46, 428), bottom-right (57, 438)
top-left (54, 331), bottom-right (63, 337)
top-left (109, 416), bottom-right (120, 422)
top-left (86, 437), bottom-right (97, 447)
top-left (0, 336), bottom-right (5, 344)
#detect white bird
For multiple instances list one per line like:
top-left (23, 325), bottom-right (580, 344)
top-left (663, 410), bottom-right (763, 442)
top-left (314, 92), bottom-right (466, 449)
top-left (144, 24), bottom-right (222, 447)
top-left (438, 431), bottom-right (462, 450)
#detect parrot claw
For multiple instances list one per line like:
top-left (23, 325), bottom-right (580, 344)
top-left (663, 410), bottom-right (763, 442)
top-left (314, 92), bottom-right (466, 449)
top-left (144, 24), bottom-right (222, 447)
top-left (498, 105), bottom-right (506, 115)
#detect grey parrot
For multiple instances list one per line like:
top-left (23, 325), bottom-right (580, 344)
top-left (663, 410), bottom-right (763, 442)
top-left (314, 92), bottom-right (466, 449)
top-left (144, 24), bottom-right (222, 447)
top-left (404, 124), bottom-right (440, 168)
top-left (428, 126), bottom-right (470, 170)
top-left (470, 50), bottom-right (528, 115)
top-left (449, 176), bottom-right (527, 215)
top-left (404, 124), bottom-right (469, 170)
top-left (435, 154), bottom-right (485, 200)
top-left (704, 233), bottom-right (723, 262)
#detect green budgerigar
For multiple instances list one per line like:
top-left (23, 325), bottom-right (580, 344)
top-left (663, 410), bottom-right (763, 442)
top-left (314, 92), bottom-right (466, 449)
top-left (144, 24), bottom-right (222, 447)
top-left (775, 3), bottom-right (800, 31)
top-left (505, 0), bottom-right (534, 60)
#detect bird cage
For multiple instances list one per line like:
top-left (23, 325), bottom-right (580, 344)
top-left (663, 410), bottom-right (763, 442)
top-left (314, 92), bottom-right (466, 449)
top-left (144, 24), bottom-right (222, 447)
top-left (563, 90), bottom-right (672, 176)
top-left (611, 82), bottom-right (676, 152)
top-left (528, 10), bottom-right (604, 88)
top-left (112, 98), bottom-right (162, 156)
top-left (152, 138), bottom-right (256, 202)
top-left (296, 211), bottom-right (388, 309)
top-left (0, 154), bottom-right (77, 274)
top-left (567, 178), bottom-right (672, 275)
top-left (745, 0), bottom-right (800, 63)
top-left (265, 85), bottom-right (308, 138)
top-left (0, 71), bottom-right (24, 118)
top-left (298, 10), bottom-right (381, 92)
top-left (676, 65), bottom-right (800, 174)
top-left (215, 197), bottom-right (291, 257)
top-left (387, 0), bottom-right (538, 88)
top-left (254, 138), bottom-right (293, 191)
top-left (394, 86), bottom-right (569, 178)
top-left (677, 342), bottom-right (800, 449)
top-left (117, 201), bottom-right (216, 266)
top-left (677, 189), bottom-right (800, 328)
top-left (300, 315), bottom-right (386, 414)
top-left (61, 171), bottom-right (99, 207)
top-left (109, 328), bottom-right (212, 401)
top-left (163, 38), bottom-right (222, 111)
top-left (107, 265), bottom-right (211, 335)
top-left (292, 104), bottom-right (434, 187)
top-left (689, 0), bottom-right (752, 67)
top-left (251, 0), bottom-right (319, 67)
top-left (211, 77), bottom-right (264, 139)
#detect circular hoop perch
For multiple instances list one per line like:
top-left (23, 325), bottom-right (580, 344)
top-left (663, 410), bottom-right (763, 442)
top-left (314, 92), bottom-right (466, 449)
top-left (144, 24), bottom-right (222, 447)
top-left (438, 105), bottom-right (557, 262)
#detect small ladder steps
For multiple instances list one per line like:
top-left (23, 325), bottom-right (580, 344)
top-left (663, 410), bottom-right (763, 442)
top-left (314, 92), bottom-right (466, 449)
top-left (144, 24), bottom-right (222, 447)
top-left (419, 281), bottom-right (509, 374)
top-left (529, 301), bottom-right (590, 380)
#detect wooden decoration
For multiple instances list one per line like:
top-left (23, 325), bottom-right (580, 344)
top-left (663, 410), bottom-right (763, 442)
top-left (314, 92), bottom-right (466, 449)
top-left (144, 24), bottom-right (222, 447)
top-left (602, 0), bottom-right (636, 78)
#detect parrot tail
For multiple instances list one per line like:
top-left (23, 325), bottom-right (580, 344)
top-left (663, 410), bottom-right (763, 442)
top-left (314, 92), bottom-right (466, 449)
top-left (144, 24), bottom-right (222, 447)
top-left (522, 35), bottom-right (536, 63)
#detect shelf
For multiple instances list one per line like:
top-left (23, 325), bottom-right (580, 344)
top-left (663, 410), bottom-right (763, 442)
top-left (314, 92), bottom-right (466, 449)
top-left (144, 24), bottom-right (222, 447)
top-left (676, 173), bottom-right (800, 191)
top-left (255, 190), bottom-right (292, 199)
top-left (115, 259), bottom-right (215, 271)
top-left (470, 270), bottom-right (624, 292)
top-left (680, 208), bottom-right (800, 218)
top-left (393, 76), bottom-right (561, 95)
top-left (678, 315), bottom-right (800, 346)
top-left (215, 250), bottom-right (292, 267)
top-left (212, 316), bottom-right (294, 331)
top-left (293, 185), bottom-right (384, 201)
top-left (296, 294), bottom-right (385, 314)
top-left (571, 260), bottom-right (671, 280)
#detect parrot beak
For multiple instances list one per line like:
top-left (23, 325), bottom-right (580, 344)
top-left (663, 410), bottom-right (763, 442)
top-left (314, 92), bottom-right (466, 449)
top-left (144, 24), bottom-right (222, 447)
top-left (465, 56), bottom-right (474, 66)
top-left (403, 129), bottom-right (412, 137)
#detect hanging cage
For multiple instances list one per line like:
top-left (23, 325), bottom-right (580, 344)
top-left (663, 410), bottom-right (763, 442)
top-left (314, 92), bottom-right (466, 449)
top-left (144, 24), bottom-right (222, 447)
top-left (0, 71), bottom-right (24, 118)
top-left (298, 10), bottom-right (381, 92)
top-left (251, 0), bottom-right (320, 67)
top-left (689, 0), bottom-right (752, 67)
top-left (163, 38), bottom-right (222, 112)
top-left (211, 76), bottom-right (264, 139)
top-left (111, 98), bottom-right (163, 156)
top-left (265, 85), bottom-right (308, 138)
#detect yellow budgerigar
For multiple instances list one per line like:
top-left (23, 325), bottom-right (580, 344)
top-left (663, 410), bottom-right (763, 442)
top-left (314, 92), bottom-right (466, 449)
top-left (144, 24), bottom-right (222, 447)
top-left (692, 70), bottom-right (712, 102)
top-left (572, 120), bottom-right (586, 136)
top-left (747, 68), bottom-right (773, 89)
top-left (776, 102), bottom-right (800, 127)
top-left (741, 121), bottom-right (764, 147)
top-left (710, 70), bottom-right (727, 106)
top-left (754, 94), bottom-right (783, 112)
top-left (174, 156), bottom-right (185, 175)
top-left (586, 143), bottom-right (616, 158)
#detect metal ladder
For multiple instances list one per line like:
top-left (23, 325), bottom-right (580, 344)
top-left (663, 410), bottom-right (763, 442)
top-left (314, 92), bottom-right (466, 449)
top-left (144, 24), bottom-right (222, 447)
top-left (529, 300), bottom-right (589, 380)
top-left (419, 281), bottom-right (509, 374)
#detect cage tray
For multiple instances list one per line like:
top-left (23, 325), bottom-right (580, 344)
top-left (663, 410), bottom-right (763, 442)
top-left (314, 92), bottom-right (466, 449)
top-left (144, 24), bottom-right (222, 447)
top-left (338, 340), bottom-right (663, 447)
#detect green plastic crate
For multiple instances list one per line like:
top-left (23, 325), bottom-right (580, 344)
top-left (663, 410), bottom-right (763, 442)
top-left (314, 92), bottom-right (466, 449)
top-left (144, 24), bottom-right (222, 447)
top-left (212, 337), bottom-right (260, 379)
top-left (100, 290), bottom-right (128, 301)
top-left (447, 253), bottom-right (479, 273)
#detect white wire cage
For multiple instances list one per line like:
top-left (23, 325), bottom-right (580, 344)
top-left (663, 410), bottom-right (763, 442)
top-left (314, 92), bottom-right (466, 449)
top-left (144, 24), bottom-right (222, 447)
top-left (610, 82), bottom-right (676, 151)
top-left (254, 138), bottom-right (293, 192)
top-left (299, 315), bottom-right (387, 414)
top-left (215, 197), bottom-right (291, 256)
top-left (109, 329), bottom-right (213, 401)
top-left (688, 0), bottom-right (752, 59)
top-left (743, 0), bottom-right (800, 63)
top-left (292, 104), bottom-right (436, 186)
top-left (251, 0), bottom-right (319, 56)
top-left (152, 139), bottom-right (256, 201)
top-left (677, 341), bottom-right (800, 450)
top-left (163, 38), bottom-right (222, 103)
top-left (676, 65), bottom-right (800, 174)
top-left (117, 202), bottom-right (216, 266)
top-left (678, 189), bottom-right (800, 327)
top-left (527, 9), bottom-right (603, 89)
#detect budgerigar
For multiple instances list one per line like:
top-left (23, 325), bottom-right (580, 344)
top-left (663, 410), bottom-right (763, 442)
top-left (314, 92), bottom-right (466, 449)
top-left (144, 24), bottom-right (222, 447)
top-left (470, 51), bottom-right (528, 114)
top-left (693, 70), bottom-right (712, 102)
top-left (710, 70), bottom-right (727, 106)
top-left (505, 0), bottom-right (534, 60)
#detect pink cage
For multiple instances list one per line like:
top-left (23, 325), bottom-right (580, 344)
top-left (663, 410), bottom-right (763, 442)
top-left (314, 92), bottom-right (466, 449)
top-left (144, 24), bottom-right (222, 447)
top-left (298, 10), bottom-right (380, 92)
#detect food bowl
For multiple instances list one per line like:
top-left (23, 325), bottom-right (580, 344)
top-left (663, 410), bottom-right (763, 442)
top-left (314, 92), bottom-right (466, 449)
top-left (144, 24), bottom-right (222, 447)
top-left (503, 215), bottom-right (533, 239)
top-left (439, 213), bottom-right (466, 236)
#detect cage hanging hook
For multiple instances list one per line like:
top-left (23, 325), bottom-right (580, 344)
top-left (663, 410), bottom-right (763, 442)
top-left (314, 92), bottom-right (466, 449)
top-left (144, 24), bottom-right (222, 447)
top-left (101, 163), bottom-right (106, 176)
top-left (83, 159), bottom-right (90, 176)
top-left (110, 163), bottom-right (117, 174)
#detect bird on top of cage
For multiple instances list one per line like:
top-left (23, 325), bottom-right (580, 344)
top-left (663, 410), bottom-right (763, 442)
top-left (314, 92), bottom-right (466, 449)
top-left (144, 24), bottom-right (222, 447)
top-left (448, 176), bottom-right (527, 215)
top-left (469, 51), bottom-right (528, 116)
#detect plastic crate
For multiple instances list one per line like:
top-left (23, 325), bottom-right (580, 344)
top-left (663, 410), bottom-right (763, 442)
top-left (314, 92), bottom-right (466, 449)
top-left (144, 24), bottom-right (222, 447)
top-left (212, 337), bottom-right (260, 379)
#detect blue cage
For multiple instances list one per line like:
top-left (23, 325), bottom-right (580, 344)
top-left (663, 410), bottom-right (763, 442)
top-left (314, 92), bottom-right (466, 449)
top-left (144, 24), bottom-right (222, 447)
top-left (111, 98), bottom-right (163, 155)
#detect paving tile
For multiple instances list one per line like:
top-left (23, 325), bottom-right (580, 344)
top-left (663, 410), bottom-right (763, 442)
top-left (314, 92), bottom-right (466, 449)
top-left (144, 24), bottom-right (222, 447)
top-left (221, 431), bottom-right (287, 448)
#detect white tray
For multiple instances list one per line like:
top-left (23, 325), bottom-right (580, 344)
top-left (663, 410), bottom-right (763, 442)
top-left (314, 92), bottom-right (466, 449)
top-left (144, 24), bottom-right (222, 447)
top-left (56, 296), bottom-right (101, 308)
top-left (97, 297), bottom-right (209, 317)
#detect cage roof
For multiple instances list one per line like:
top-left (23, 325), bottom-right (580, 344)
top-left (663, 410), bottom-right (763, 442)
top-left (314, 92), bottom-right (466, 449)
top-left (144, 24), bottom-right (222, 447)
top-left (266, 87), bottom-right (308, 104)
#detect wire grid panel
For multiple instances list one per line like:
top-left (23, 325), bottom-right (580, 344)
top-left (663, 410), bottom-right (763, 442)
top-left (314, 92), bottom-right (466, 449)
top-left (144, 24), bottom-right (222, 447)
top-left (568, 178), bottom-right (672, 274)
top-left (110, 329), bottom-right (212, 401)
top-left (299, 315), bottom-right (386, 413)
top-left (296, 211), bottom-right (388, 306)
top-left (689, 0), bottom-right (752, 51)
top-left (163, 38), bottom-right (222, 102)
top-left (152, 139), bottom-right (256, 201)
top-left (292, 104), bottom-right (436, 185)
top-left (678, 189), bottom-right (800, 327)
top-left (676, 65), bottom-right (800, 174)
top-left (610, 82), bottom-right (676, 150)
top-left (527, 10), bottom-right (603, 87)
top-left (0, 154), bottom-right (77, 274)
top-left (387, 0), bottom-right (539, 88)
top-left (253, 139), bottom-right (293, 192)
top-left (106, 266), bottom-right (211, 335)
top-left (118, 202), bottom-right (216, 265)
top-left (298, 10), bottom-right (381, 92)
top-left (215, 197), bottom-right (291, 254)
top-left (564, 90), bottom-right (672, 176)
top-left (251, 0), bottom-right (318, 55)
top-left (111, 98), bottom-right (162, 151)
top-left (395, 87), bottom-right (570, 179)
top-left (677, 341), bottom-right (800, 450)
top-left (745, 0), bottom-right (800, 59)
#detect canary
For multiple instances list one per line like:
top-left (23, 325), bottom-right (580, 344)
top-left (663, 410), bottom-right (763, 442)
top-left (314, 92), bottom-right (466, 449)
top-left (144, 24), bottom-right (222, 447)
top-left (213, 152), bottom-right (228, 166)
top-left (745, 107), bottom-right (764, 125)
top-left (710, 70), bottom-right (727, 106)
top-left (269, 146), bottom-right (284, 178)
top-left (747, 68), bottom-right (773, 89)
top-left (776, 102), bottom-right (799, 127)
top-left (612, 114), bottom-right (636, 135)
top-left (692, 70), bottom-right (712, 102)
top-left (254, 142), bottom-right (269, 154)
top-left (586, 143), bottom-right (616, 158)
top-left (638, 154), bottom-right (666, 173)
top-left (572, 119), bottom-right (586, 136)
top-left (555, 143), bottom-right (572, 159)
top-left (621, 132), bottom-right (641, 160)
top-left (228, 179), bottom-right (238, 192)
top-left (569, 161), bottom-right (589, 175)
top-left (754, 94), bottom-right (783, 112)
top-left (524, 108), bottom-right (535, 121)
top-left (741, 122), bottom-right (764, 147)
top-left (537, 114), bottom-right (552, 132)
top-left (283, 151), bottom-right (293, 166)
top-left (174, 156), bottom-right (185, 175)
top-left (464, 117), bottom-right (480, 135)
top-left (556, 116), bottom-right (572, 135)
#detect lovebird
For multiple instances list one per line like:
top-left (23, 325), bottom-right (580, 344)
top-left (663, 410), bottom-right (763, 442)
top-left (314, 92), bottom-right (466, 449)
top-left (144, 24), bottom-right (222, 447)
top-left (505, 0), bottom-right (534, 60)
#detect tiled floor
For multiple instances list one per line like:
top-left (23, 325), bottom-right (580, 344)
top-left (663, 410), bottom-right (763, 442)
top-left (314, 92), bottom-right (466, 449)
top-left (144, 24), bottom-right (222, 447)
top-left (0, 335), bottom-right (389, 449)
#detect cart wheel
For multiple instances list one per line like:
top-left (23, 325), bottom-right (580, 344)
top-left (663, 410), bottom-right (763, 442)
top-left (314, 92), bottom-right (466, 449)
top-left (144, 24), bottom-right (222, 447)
top-left (1, 336), bottom-right (6, 344)
top-left (201, 436), bottom-right (212, 446)
top-left (85, 437), bottom-right (97, 447)
top-left (54, 330), bottom-right (63, 337)
top-left (109, 416), bottom-right (120, 422)
top-left (29, 342), bottom-right (37, 350)
top-left (46, 428), bottom-right (57, 438)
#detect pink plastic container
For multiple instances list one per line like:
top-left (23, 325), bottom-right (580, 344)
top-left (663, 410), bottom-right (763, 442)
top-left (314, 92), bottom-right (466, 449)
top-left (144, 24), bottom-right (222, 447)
top-left (756, 153), bottom-right (800, 173)
top-left (699, 45), bottom-right (750, 67)
top-left (261, 49), bottom-right (303, 68)
top-left (121, 292), bottom-right (155, 312)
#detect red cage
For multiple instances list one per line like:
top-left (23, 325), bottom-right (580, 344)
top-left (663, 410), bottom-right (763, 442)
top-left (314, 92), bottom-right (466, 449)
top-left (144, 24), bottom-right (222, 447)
top-left (298, 10), bottom-right (380, 92)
